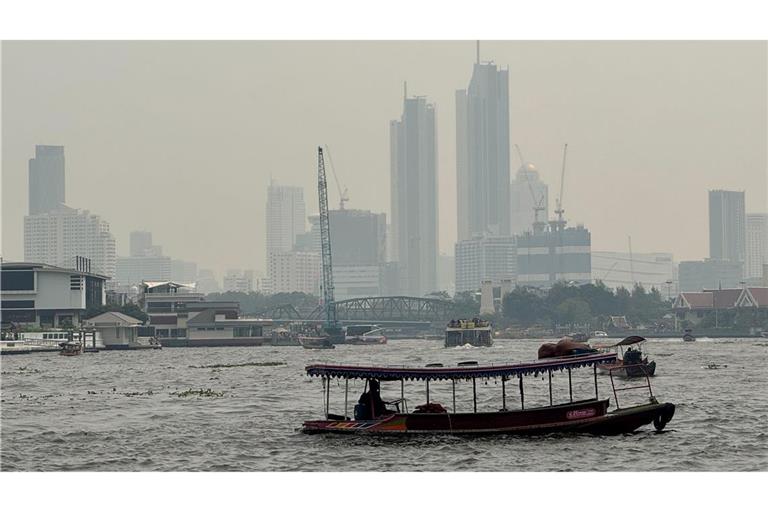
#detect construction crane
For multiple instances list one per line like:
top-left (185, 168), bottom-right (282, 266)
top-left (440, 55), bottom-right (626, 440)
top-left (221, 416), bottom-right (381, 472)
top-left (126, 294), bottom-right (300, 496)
top-left (324, 145), bottom-right (349, 210)
top-left (552, 143), bottom-right (568, 231)
top-left (515, 144), bottom-right (547, 233)
top-left (317, 147), bottom-right (342, 340)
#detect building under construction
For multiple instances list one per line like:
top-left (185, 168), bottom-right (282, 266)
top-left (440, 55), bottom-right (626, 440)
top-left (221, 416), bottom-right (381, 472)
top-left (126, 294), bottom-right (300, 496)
top-left (516, 222), bottom-right (591, 289)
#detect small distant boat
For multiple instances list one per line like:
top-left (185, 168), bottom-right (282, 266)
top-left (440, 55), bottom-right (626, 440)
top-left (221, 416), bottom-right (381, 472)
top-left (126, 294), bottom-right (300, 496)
top-left (445, 319), bottom-right (493, 348)
top-left (593, 331), bottom-right (608, 338)
top-left (568, 332), bottom-right (591, 343)
top-left (594, 336), bottom-right (656, 378)
top-left (702, 362), bottom-right (728, 370)
top-left (682, 329), bottom-right (696, 342)
top-left (344, 325), bottom-right (387, 345)
top-left (271, 328), bottom-right (301, 346)
top-left (59, 341), bottom-right (83, 356)
top-left (299, 336), bottom-right (335, 350)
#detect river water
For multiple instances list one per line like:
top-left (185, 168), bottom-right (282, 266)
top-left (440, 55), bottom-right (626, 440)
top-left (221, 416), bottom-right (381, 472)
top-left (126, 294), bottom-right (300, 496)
top-left (1, 338), bottom-right (766, 471)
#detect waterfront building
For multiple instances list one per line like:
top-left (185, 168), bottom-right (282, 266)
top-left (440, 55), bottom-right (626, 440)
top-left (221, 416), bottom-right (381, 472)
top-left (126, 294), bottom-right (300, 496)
top-left (455, 235), bottom-right (516, 293)
top-left (673, 287), bottom-right (768, 326)
top-left (84, 311), bottom-right (145, 348)
top-left (28, 145), bottom-right (65, 215)
top-left (223, 269), bottom-right (254, 293)
top-left (592, 251), bottom-right (677, 294)
top-left (138, 281), bottom-right (239, 341)
top-left (516, 225), bottom-right (591, 289)
top-left (0, 261), bottom-right (107, 328)
top-left (709, 190), bottom-right (746, 268)
top-left (678, 259), bottom-right (743, 292)
top-left (746, 213), bottom-right (768, 280)
top-left (390, 91), bottom-right (438, 296)
top-left (510, 163), bottom-right (549, 236)
top-left (456, 59), bottom-right (510, 240)
top-left (24, 205), bottom-right (117, 279)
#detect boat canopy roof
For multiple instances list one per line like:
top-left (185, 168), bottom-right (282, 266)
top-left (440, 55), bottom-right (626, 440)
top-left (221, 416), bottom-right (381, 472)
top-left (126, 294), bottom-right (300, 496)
top-left (598, 335), bottom-right (646, 348)
top-left (306, 352), bottom-right (617, 381)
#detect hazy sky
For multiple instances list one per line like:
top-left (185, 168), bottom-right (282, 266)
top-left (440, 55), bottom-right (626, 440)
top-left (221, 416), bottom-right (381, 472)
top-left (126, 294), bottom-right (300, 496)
top-left (2, 41), bottom-right (766, 276)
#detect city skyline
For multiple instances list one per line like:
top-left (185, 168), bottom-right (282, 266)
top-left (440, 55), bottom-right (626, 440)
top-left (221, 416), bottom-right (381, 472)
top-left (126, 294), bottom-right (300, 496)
top-left (2, 41), bottom-right (766, 276)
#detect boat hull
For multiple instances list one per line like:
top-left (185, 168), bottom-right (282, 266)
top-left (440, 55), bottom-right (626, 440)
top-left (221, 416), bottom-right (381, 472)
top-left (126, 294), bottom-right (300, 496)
top-left (597, 361), bottom-right (656, 377)
top-left (301, 400), bottom-right (674, 436)
top-left (445, 328), bottom-right (493, 348)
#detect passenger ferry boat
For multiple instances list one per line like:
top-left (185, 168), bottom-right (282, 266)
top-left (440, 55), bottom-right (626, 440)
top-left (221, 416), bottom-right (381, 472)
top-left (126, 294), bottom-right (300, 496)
top-left (444, 319), bottom-right (493, 348)
top-left (59, 341), bottom-right (83, 356)
top-left (301, 352), bottom-right (675, 436)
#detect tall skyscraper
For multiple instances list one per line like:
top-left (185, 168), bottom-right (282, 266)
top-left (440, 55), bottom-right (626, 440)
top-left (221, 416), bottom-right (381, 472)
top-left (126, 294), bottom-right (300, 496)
top-left (746, 213), bottom-right (768, 280)
top-left (456, 57), bottom-right (510, 240)
top-left (24, 205), bottom-right (117, 279)
top-left (28, 145), bottom-right (66, 215)
top-left (390, 90), bottom-right (438, 296)
top-left (130, 230), bottom-right (155, 256)
top-left (266, 181), bottom-right (306, 256)
top-left (454, 235), bottom-right (516, 293)
top-left (510, 162), bottom-right (549, 236)
top-left (709, 190), bottom-right (746, 267)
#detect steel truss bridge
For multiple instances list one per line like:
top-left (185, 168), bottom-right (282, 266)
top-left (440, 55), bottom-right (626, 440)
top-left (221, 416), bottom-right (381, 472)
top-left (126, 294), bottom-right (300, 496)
top-left (259, 296), bottom-right (461, 324)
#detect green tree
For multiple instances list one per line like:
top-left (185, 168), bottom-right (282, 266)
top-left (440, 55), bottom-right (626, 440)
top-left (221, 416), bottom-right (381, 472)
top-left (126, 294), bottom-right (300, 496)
top-left (502, 286), bottom-right (546, 326)
top-left (555, 297), bottom-right (592, 326)
top-left (453, 291), bottom-right (480, 319)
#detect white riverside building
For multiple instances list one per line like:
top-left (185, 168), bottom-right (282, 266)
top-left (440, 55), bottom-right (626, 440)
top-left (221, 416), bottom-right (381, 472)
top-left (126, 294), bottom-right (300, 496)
top-left (746, 213), bottom-right (768, 281)
top-left (0, 262), bottom-right (108, 328)
top-left (24, 205), bottom-right (117, 280)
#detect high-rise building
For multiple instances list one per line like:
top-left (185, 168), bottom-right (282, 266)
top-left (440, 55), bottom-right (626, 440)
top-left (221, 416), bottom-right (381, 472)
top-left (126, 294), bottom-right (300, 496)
top-left (746, 213), bottom-right (768, 280)
top-left (267, 251), bottom-right (321, 295)
top-left (115, 255), bottom-right (171, 286)
top-left (308, 209), bottom-right (387, 299)
top-left (390, 91), bottom-right (438, 296)
top-left (223, 269), bottom-right (254, 293)
top-left (455, 235), bottom-right (516, 293)
top-left (510, 163), bottom-right (549, 236)
top-left (709, 190), bottom-right (746, 267)
top-left (24, 205), bottom-right (117, 279)
top-left (28, 145), bottom-right (65, 215)
top-left (678, 259), bottom-right (743, 292)
top-left (196, 269), bottom-right (220, 295)
top-left (266, 181), bottom-right (306, 256)
top-left (516, 224), bottom-right (591, 289)
top-left (456, 59), bottom-right (510, 240)
top-left (129, 231), bottom-right (158, 257)
top-left (171, 259), bottom-right (199, 284)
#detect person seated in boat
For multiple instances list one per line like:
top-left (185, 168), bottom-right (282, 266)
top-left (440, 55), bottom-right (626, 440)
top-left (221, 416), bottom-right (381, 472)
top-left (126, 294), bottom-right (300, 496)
top-left (355, 379), bottom-right (392, 420)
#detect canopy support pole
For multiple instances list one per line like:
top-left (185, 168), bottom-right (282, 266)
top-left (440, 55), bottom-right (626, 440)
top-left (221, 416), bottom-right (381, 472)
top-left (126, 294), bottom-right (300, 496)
top-left (324, 377), bottom-right (330, 418)
top-left (519, 374), bottom-right (525, 410)
top-left (593, 365), bottom-right (598, 399)
top-left (401, 379), bottom-right (405, 409)
top-left (501, 377), bottom-right (506, 410)
top-left (472, 377), bottom-right (477, 413)
top-left (344, 378), bottom-right (349, 419)
top-left (452, 379), bottom-right (456, 412)
top-left (568, 368), bottom-right (573, 403)
top-left (548, 370), bottom-right (553, 406)
top-left (426, 380), bottom-right (430, 404)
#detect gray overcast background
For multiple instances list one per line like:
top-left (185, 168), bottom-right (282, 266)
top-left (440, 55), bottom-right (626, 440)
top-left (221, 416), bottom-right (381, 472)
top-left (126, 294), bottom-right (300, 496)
top-left (2, 41), bottom-right (766, 276)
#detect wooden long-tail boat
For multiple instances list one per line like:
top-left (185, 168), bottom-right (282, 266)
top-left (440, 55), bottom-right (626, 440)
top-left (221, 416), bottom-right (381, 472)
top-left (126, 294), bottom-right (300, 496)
top-left (301, 353), bottom-right (675, 435)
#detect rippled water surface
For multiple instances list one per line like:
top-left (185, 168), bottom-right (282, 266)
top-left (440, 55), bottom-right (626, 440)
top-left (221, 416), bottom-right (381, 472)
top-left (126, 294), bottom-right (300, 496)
top-left (2, 338), bottom-right (766, 471)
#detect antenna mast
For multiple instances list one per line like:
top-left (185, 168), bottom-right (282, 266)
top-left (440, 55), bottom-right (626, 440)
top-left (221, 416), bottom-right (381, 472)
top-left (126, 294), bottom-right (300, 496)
top-left (552, 143), bottom-right (568, 231)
